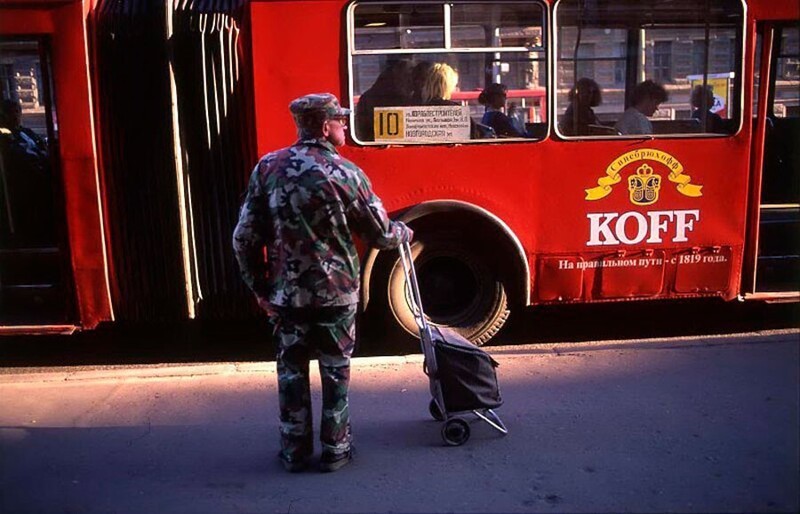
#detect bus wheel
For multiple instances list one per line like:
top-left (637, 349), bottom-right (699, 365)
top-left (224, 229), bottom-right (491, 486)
top-left (385, 237), bottom-right (509, 346)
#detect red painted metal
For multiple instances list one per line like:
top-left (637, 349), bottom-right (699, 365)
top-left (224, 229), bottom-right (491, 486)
top-left (1, 0), bottom-right (796, 333)
top-left (742, 24), bottom-right (775, 295)
top-left (747, 0), bottom-right (799, 20)
top-left (249, 0), bottom-right (759, 305)
top-left (1, 0), bottom-right (111, 330)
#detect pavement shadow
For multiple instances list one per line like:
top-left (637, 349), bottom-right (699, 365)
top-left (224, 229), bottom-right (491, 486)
top-left (0, 416), bottom-right (455, 513)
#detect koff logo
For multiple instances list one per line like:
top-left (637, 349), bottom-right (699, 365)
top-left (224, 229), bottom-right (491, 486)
top-left (627, 164), bottom-right (661, 206)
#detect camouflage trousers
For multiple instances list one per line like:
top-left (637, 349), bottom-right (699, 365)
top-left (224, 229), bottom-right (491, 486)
top-left (271, 304), bottom-right (356, 462)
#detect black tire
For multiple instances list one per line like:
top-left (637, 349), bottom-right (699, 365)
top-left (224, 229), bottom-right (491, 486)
top-left (441, 418), bottom-right (470, 446)
top-left (384, 237), bottom-right (510, 346)
top-left (429, 399), bottom-right (445, 421)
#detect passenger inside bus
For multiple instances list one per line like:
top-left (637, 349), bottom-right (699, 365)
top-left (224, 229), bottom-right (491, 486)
top-left (0, 99), bottom-right (48, 172)
top-left (419, 62), bottom-right (458, 105)
top-left (506, 103), bottom-right (527, 135)
top-left (478, 83), bottom-right (527, 138)
top-left (417, 62), bottom-right (483, 138)
top-left (0, 99), bottom-right (54, 245)
top-left (410, 61), bottom-right (434, 105)
top-left (560, 78), bottom-right (607, 136)
top-left (691, 84), bottom-right (725, 133)
top-left (355, 60), bottom-right (414, 141)
top-left (614, 80), bottom-right (668, 135)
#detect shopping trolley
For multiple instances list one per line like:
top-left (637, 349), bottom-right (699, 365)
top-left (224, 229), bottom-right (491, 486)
top-left (398, 241), bottom-right (508, 446)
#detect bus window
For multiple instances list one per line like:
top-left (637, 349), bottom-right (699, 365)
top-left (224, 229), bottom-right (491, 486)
top-left (762, 25), bottom-right (800, 206)
top-left (554, 0), bottom-right (744, 138)
top-left (348, 1), bottom-right (547, 144)
top-left (773, 26), bottom-right (799, 118)
top-left (756, 24), bottom-right (799, 293)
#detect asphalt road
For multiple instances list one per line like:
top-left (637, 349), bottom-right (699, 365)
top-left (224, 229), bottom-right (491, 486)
top-left (1, 330), bottom-right (798, 513)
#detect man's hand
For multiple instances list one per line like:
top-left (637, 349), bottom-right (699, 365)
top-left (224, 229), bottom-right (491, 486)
top-left (400, 222), bottom-right (414, 244)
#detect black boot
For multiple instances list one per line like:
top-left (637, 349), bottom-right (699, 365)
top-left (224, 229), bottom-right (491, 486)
top-left (319, 447), bottom-right (354, 472)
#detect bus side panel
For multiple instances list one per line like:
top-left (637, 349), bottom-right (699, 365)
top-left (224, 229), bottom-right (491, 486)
top-left (250, 0), bottom-right (347, 156)
top-left (347, 130), bottom-right (750, 304)
top-left (250, 1), bottom-right (541, 293)
top-left (249, 0), bottom-right (757, 307)
top-left (532, 135), bottom-right (750, 302)
top-left (53, 1), bottom-right (112, 328)
top-left (0, 8), bottom-right (54, 33)
top-left (748, 1), bottom-right (799, 21)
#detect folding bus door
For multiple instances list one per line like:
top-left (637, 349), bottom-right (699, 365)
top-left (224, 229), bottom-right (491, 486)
top-left (0, 38), bottom-right (74, 325)
top-left (751, 24), bottom-right (800, 296)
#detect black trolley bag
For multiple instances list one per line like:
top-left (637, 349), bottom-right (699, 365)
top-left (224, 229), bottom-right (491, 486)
top-left (398, 242), bottom-right (508, 446)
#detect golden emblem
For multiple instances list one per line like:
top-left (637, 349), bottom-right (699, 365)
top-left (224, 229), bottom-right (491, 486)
top-left (627, 164), bottom-right (661, 205)
top-left (585, 149), bottom-right (702, 201)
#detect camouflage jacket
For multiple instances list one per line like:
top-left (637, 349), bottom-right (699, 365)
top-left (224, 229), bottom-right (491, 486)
top-left (233, 138), bottom-right (410, 308)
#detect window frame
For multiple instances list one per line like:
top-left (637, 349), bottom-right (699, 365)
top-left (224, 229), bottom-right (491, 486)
top-left (346, 0), bottom-right (551, 146)
top-left (0, 35), bottom-right (58, 144)
top-left (552, 0), bottom-right (748, 141)
top-left (768, 24), bottom-right (800, 118)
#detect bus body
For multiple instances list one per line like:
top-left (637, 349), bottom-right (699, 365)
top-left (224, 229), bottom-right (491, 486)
top-left (0, 0), bottom-right (797, 344)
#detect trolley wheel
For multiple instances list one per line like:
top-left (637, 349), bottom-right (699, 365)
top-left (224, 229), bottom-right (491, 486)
top-left (429, 399), bottom-right (444, 421)
top-left (441, 418), bottom-right (471, 446)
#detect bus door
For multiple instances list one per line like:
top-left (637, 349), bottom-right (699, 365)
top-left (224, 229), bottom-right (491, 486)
top-left (749, 24), bottom-right (800, 296)
top-left (0, 38), bottom-right (74, 325)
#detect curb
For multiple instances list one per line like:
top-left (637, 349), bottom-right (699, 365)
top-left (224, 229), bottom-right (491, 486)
top-left (0, 329), bottom-right (796, 384)
top-left (0, 354), bottom-right (427, 384)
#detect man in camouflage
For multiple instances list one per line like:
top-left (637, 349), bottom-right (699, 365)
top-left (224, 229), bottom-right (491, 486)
top-left (233, 93), bottom-right (412, 472)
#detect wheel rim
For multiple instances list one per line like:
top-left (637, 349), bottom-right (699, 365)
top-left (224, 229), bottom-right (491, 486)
top-left (442, 419), bottom-right (470, 445)
top-left (415, 252), bottom-right (483, 325)
top-left (387, 239), bottom-right (509, 345)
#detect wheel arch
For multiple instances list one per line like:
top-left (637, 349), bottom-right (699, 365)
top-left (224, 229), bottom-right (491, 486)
top-left (361, 199), bottom-right (531, 309)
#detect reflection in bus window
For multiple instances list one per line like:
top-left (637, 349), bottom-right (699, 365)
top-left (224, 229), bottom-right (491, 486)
top-left (349, 1), bottom-right (547, 144)
top-left (561, 77), bottom-right (604, 136)
top-left (614, 80), bottom-right (669, 135)
top-left (555, 0), bottom-right (744, 138)
top-left (0, 37), bottom-right (71, 325)
top-left (0, 42), bottom-right (54, 247)
top-left (773, 26), bottom-right (799, 118)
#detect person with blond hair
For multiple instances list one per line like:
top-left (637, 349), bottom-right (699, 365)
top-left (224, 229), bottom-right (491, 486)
top-left (420, 63), bottom-right (459, 104)
top-left (415, 62), bottom-right (483, 139)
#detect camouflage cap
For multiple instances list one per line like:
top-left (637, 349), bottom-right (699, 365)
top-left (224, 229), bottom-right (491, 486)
top-left (289, 93), bottom-right (351, 122)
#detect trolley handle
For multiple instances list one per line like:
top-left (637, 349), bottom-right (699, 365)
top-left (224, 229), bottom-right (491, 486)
top-left (398, 241), bottom-right (431, 337)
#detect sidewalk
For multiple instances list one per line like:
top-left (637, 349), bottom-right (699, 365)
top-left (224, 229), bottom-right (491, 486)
top-left (1, 330), bottom-right (798, 513)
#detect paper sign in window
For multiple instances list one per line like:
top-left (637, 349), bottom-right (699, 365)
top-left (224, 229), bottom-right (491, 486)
top-left (374, 106), bottom-right (471, 142)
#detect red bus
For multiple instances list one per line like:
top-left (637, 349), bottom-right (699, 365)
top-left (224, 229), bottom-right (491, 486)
top-left (0, 0), bottom-right (798, 346)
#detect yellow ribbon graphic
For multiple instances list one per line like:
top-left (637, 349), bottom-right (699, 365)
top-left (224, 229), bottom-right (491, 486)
top-left (585, 169), bottom-right (622, 200)
top-left (585, 149), bottom-right (702, 201)
top-left (668, 169), bottom-right (703, 197)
